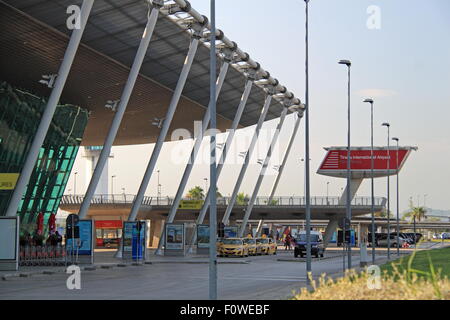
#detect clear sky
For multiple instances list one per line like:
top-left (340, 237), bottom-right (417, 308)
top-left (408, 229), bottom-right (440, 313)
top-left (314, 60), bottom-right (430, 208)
top-left (66, 0), bottom-right (450, 214)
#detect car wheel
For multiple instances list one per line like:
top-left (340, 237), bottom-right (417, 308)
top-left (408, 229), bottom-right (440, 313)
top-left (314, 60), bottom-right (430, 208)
top-left (294, 249), bottom-right (299, 258)
top-left (320, 253), bottom-right (324, 258)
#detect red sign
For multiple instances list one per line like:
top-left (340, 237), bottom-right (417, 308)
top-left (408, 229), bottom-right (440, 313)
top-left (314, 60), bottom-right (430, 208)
top-left (95, 220), bottom-right (123, 229)
top-left (319, 149), bottom-right (408, 171)
top-left (317, 147), bottom-right (417, 179)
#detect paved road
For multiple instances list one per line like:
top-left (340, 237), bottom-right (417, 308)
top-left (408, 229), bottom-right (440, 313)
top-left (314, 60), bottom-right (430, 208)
top-left (1, 242), bottom-right (445, 300)
top-left (0, 250), bottom-right (384, 300)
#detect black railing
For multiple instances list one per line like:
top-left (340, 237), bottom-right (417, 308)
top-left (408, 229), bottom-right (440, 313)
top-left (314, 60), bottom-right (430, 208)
top-left (61, 195), bottom-right (386, 207)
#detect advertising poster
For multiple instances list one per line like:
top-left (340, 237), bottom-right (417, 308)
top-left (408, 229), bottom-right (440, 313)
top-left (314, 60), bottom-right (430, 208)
top-left (123, 222), bottom-right (134, 253)
top-left (132, 221), bottom-right (145, 260)
top-left (165, 224), bottom-right (184, 250)
top-left (197, 225), bottom-right (210, 249)
top-left (66, 220), bottom-right (92, 256)
top-left (224, 226), bottom-right (238, 238)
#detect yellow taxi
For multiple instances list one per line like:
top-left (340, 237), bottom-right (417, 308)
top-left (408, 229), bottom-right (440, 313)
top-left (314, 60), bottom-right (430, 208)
top-left (218, 238), bottom-right (249, 257)
top-left (257, 237), bottom-right (277, 255)
top-left (243, 238), bottom-right (259, 256)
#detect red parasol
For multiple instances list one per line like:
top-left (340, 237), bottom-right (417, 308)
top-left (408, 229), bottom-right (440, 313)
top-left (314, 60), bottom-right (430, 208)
top-left (36, 212), bottom-right (44, 235)
top-left (48, 213), bottom-right (56, 235)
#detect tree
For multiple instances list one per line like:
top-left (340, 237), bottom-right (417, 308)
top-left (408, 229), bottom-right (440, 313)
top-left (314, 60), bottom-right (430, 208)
top-left (186, 186), bottom-right (205, 200)
top-left (236, 192), bottom-right (249, 205)
top-left (403, 199), bottom-right (427, 245)
top-left (403, 202), bottom-right (427, 223)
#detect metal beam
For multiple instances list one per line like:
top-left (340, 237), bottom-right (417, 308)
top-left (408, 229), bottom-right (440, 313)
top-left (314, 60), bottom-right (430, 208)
top-left (127, 34), bottom-right (202, 224)
top-left (222, 94), bottom-right (273, 225)
top-left (78, 5), bottom-right (161, 219)
top-left (238, 107), bottom-right (289, 238)
top-left (268, 113), bottom-right (302, 203)
top-left (188, 78), bottom-right (253, 248)
top-left (5, 0), bottom-right (95, 217)
top-left (154, 61), bottom-right (229, 254)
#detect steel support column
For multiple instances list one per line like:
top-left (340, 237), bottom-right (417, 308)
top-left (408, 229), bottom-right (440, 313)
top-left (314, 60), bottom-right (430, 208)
top-left (154, 61), bottom-right (229, 254)
top-left (188, 78), bottom-right (254, 248)
top-left (127, 33), bottom-right (203, 224)
top-left (77, 5), bottom-right (161, 219)
top-left (268, 113), bottom-right (302, 202)
top-left (5, 0), bottom-right (95, 217)
top-left (221, 94), bottom-right (273, 225)
top-left (238, 107), bottom-right (289, 238)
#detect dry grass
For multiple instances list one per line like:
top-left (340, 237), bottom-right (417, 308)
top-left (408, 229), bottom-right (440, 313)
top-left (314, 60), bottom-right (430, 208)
top-left (292, 250), bottom-right (450, 300)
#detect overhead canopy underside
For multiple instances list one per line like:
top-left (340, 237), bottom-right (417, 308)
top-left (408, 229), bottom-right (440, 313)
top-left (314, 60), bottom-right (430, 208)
top-left (0, 0), bottom-right (289, 146)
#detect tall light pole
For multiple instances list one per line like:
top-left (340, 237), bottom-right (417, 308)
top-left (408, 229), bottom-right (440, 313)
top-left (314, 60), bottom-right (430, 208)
top-left (393, 137), bottom-right (400, 256)
top-left (204, 178), bottom-right (208, 194)
top-left (111, 175), bottom-right (116, 195)
top-left (157, 170), bottom-right (161, 198)
top-left (382, 122), bottom-right (391, 259)
top-left (73, 172), bottom-right (78, 196)
top-left (326, 182), bottom-right (330, 204)
top-left (339, 59), bottom-right (352, 269)
top-left (303, 0), bottom-right (312, 278)
top-left (363, 98), bottom-right (376, 264)
top-left (209, 0), bottom-right (218, 301)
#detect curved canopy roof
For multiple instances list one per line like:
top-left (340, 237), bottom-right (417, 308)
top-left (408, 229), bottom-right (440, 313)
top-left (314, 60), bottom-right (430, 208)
top-left (0, 0), bottom-right (301, 146)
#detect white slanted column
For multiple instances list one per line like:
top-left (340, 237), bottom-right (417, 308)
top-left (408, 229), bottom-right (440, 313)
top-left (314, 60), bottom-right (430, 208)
top-left (221, 94), bottom-right (273, 225)
top-left (237, 106), bottom-right (289, 238)
top-left (5, 0), bottom-right (95, 217)
top-left (154, 60), bottom-right (229, 254)
top-left (78, 3), bottom-right (163, 219)
top-left (126, 20), bottom-right (207, 224)
top-left (187, 74), bottom-right (254, 250)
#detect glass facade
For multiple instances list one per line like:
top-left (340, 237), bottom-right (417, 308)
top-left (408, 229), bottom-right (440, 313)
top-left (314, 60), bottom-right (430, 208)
top-left (0, 82), bottom-right (89, 234)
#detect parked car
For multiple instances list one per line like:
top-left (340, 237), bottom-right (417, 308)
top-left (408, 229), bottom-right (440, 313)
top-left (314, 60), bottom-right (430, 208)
top-left (377, 234), bottom-right (408, 248)
top-left (256, 238), bottom-right (271, 255)
top-left (441, 232), bottom-right (450, 239)
top-left (267, 238), bottom-right (277, 255)
top-left (243, 238), bottom-right (259, 256)
top-left (217, 238), bottom-right (249, 257)
top-left (403, 232), bottom-right (423, 244)
top-left (294, 231), bottom-right (324, 258)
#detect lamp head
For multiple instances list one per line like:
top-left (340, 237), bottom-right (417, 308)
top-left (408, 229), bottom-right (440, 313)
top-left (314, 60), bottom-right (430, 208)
top-left (338, 59), bottom-right (351, 67)
top-left (382, 122), bottom-right (390, 127)
top-left (392, 137), bottom-right (399, 142)
top-left (363, 98), bottom-right (374, 104)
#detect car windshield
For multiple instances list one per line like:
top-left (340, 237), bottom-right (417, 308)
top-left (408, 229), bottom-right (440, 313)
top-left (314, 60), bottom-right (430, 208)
top-left (257, 239), bottom-right (269, 244)
top-left (244, 239), bottom-right (256, 244)
top-left (296, 234), bottom-right (320, 242)
top-left (222, 239), bottom-right (242, 245)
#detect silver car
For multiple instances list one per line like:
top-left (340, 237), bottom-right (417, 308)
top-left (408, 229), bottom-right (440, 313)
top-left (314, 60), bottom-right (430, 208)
top-left (377, 234), bottom-right (408, 247)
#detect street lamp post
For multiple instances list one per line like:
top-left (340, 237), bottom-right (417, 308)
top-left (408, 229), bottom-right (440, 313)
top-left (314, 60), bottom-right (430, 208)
top-left (363, 98), bottom-right (376, 265)
top-left (304, 0), bottom-right (312, 277)
top-left (392, 137), bottom-right (400, 256)
top-left (382, 122), bottom-right (391, 259)
top-left (326, 182), bottom-right (330, 205)
top-left (111, 175), bottom-right (116, 196)
top-left (339, 59), bottom-right (352, 270)
top-left (73, 172), bottom-right (78, 196)
top-left (209, 0), bottom-right (218, 301)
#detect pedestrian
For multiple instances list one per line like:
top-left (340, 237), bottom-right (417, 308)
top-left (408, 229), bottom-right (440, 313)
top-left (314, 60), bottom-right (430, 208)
top-left (284, 234), bottom-right (291, 251)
